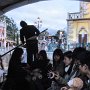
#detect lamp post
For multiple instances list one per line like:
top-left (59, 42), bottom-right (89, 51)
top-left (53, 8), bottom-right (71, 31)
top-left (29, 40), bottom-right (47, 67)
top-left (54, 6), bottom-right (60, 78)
top-left (34, 17), bottom-right (42, 30)
top-left (58, 31), bottom-right (62, 48)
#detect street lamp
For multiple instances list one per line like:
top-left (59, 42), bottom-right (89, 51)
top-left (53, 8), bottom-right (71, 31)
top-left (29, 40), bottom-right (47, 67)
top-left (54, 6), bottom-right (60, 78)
top-left (58, 31), bottom-right (62, 48)
top-left (34, 17), bottom-right (42, 30)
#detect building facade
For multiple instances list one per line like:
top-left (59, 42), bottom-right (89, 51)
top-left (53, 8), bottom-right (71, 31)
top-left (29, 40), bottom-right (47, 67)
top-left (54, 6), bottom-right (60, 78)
top-left (0, 21), bottom-right (6, 48)
top-left (0, 16), bottom-right (15, 54)
top-left (67, 2), bottom-right (90, 47)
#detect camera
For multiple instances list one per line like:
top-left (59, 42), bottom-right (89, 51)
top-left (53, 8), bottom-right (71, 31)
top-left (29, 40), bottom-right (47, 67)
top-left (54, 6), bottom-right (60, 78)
top-left (48, 71), bottom-right (55, 79)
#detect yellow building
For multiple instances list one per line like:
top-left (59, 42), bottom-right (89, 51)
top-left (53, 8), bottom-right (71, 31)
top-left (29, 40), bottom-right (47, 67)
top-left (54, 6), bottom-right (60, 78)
top-left (67, 2), bottom-right (90, 47)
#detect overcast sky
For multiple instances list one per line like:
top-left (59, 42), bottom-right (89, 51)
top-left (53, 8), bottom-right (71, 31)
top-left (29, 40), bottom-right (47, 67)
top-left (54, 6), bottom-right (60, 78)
top-left (5, 0), bottom-right (80, 35)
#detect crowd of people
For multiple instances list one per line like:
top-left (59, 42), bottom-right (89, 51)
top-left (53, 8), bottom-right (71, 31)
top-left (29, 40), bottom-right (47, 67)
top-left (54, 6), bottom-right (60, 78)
top-left (0, 47), bottom-right (89, 90)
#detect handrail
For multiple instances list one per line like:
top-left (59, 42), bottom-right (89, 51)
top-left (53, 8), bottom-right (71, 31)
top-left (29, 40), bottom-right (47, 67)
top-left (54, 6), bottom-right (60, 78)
top-left (1, 28), bottom-right (48, 57)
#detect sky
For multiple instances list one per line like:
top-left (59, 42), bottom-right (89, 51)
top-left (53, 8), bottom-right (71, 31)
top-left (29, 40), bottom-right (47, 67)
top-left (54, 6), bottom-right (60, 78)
top-left (5, 0), bottom-right (80, 35)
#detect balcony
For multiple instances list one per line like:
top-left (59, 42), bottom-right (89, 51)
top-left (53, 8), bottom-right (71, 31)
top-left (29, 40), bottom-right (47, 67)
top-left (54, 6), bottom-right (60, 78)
top-left (67, 12), bottom-right (83, 20)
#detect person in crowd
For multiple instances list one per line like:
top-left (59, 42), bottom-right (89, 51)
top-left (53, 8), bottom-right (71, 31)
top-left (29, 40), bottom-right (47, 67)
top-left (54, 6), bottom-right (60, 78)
top-left (63, 51), bottom-right (74, 81)
top-left (52, 48), bottom-right (65, 76)
top-left (20, 21), bottom-right (40, 65)
top-left (2, 47), bottom-right (32, 90)
top-left (47, 48), bottom-right (65, 90)
top-left (68, 47), bottom-right (86, 80)
top-left (76, 50), bottom-right (90, 90)
top-left (32, 50), bottom-right (52, 90)
top-left (72, 47), bottom-right (86, 66)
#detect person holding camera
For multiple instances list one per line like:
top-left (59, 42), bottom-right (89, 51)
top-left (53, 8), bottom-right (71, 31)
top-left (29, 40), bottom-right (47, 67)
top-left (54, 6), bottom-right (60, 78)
top-left (47, 49), bottom-right (66, 90)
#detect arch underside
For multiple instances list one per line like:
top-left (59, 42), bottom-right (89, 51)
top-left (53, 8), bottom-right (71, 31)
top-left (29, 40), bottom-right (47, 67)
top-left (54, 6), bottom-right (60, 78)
top-left (0, 0), bottom-right (89, 15)
top-left (0, 0), bottom-right (49, 15)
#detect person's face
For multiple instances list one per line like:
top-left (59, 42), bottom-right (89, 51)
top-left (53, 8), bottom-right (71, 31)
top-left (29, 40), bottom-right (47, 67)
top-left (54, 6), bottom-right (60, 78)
top-left (79, 64), bottom-right (87, 74)
top-left (64, 56), bottom-right (72, 66)
top-left (54, 55), bottom-right (60, 61)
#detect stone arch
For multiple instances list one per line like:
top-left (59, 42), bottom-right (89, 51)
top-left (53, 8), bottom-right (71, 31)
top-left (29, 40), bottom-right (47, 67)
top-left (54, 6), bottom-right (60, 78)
top-left (79, 27), bottom-right (87, 34)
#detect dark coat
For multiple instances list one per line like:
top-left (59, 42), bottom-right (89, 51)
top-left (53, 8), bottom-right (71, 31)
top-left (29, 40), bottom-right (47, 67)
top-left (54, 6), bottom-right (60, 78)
top-left (20, 25), bottom-right (40, 46)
